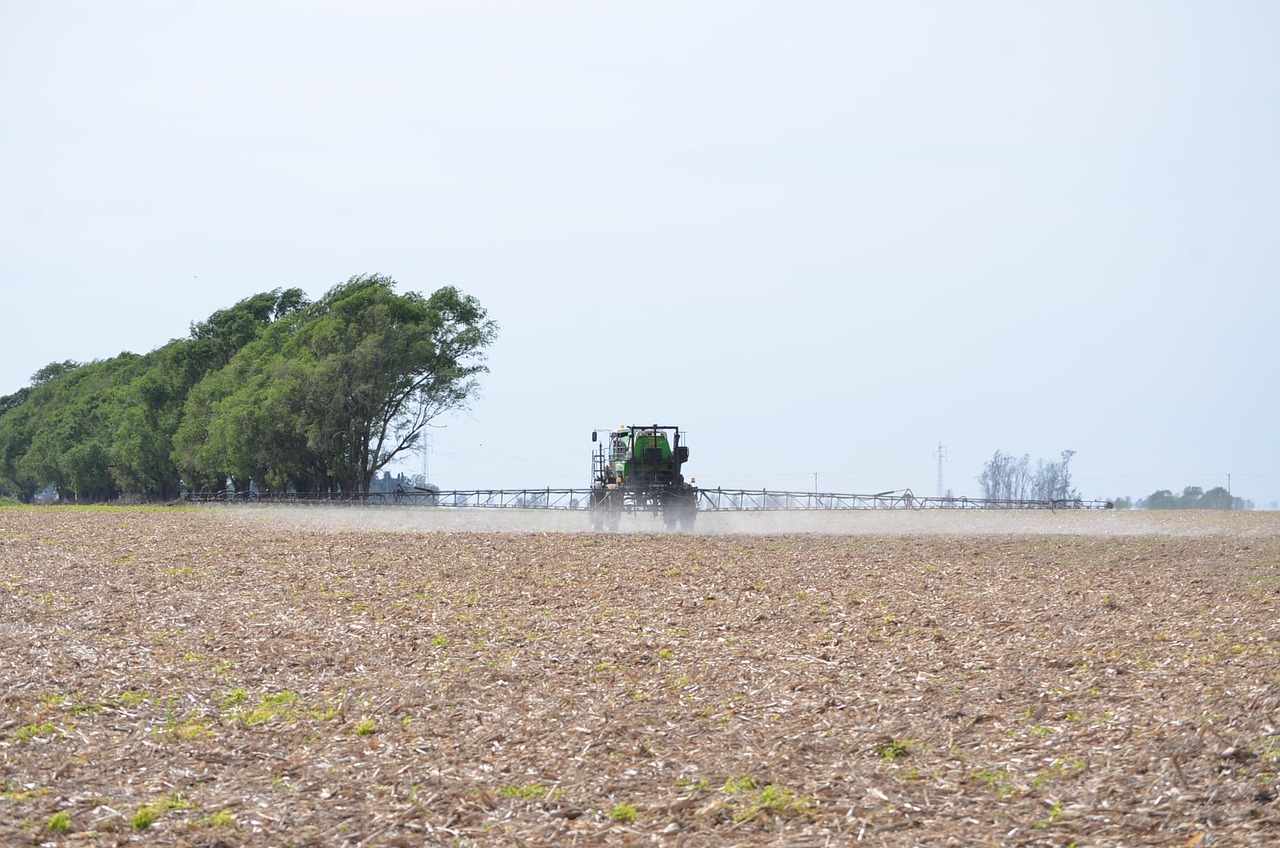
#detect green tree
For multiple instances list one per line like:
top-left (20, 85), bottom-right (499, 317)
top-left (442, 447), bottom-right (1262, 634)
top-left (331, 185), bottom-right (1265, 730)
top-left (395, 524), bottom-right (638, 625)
top-left (0, 290), bottom-right (308, 502)
top-left (1179, 486), bottom-right (1204, 507)
top-left (1199, 486), bottom-right (1233, 509)
top-left (174, 340), bottom-right (316, 492)
top-left (1138, 485), bottom-right (1251, 510)
top-left (284, 276), bottom-right (497, 493)
top-left (174, 276), bottom-right (496, 495)
top-left (188, 288), bottom-right (309, 369)
top-left (108, 342), bottom-right (210, 498)
top-left (1, 278), bottom-right (491, 502)
top-left (6, 358), bottom-right (143, 501)
top-left (30, 360), bottom-right (79, 386)
top-left (0, 395), bottom-right (39, 501)
top-left (64, 441), bottom-right (115, 501)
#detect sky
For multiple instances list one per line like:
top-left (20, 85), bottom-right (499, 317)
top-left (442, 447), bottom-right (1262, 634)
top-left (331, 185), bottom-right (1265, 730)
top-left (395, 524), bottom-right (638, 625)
top-left (2, 1), bottom-right (1278, 506)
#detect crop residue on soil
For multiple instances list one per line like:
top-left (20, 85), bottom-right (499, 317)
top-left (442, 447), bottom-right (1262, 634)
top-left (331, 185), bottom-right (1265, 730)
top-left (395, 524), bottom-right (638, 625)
top-left (2, 506), bottom-right (1278, 846)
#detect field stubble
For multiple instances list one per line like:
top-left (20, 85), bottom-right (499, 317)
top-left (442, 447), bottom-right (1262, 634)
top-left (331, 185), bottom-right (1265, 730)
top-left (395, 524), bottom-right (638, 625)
top-left (1, 506), bottom-right (1278, 846)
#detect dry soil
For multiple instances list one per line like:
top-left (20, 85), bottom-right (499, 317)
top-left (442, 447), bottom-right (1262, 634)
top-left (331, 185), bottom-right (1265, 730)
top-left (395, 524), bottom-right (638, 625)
top-left (2, 505), bottom-right (1278, 846)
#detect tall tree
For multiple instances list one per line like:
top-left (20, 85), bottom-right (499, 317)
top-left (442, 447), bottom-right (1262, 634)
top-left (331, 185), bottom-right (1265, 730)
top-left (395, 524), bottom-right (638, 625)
top-left (978, 451), bottom-right (1031, 500)
top-left (1031, 450), bottom-right (1077, 501)
top-left (188, 288), bottom-right (309, 369)
top-left (1, 289), bottom-right (309, 501)
top-left (286, 276), bottom-right (497, 493)
top-left (0, 395), bottom-right (38, 501)
top-left (1, 279), bottom-right (493, 502)
top-left (174, 275), bottom-right (496, 494)
top-left (6, 357), bottom-right (145, 501)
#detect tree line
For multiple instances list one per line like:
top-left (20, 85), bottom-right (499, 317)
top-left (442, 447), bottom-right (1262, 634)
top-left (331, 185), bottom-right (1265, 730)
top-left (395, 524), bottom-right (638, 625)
top-left (0, 275), bottom-right (497, 502)
top-left (1111, 487), bottom-right (1251, 510)
top-left (976, 449), bottom-right (1255, 510)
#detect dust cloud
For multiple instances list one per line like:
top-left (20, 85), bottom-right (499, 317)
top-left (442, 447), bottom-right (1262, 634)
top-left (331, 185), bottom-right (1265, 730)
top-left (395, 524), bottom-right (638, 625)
top-left (213, 505), bottom-right (1280, 538)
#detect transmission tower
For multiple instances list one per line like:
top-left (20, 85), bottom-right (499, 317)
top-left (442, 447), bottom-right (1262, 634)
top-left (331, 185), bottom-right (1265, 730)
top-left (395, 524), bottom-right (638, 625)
top-left (417, 433), bottom-right (431, 486)
top-left (935, 441), bottom-right (947, 498)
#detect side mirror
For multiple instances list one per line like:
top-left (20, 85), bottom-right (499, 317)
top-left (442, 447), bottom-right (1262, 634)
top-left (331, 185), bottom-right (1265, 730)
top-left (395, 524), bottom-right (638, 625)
top-left (591, 431), bottom-right (597, 442)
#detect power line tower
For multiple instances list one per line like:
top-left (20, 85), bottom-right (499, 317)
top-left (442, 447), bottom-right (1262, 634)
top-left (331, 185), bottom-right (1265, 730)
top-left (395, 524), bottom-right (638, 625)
top-left (416, 433), bottom-right (431, 486)
top-left (935, 441), bottom-right (947, 498)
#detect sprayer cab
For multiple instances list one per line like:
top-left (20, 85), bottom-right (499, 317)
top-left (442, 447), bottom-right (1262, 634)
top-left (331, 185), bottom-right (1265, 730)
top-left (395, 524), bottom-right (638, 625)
top-left (611, 426), bottom-right (688, 484)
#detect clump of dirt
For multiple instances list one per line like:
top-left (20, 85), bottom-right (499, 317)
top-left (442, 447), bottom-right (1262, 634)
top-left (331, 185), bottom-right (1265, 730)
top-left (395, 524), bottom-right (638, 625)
top-left (2, 506), bottom-right (1278, 846)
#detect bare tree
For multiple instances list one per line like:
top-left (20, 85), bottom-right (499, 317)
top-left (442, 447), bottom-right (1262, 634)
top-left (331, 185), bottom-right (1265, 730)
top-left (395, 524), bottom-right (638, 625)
top-left (980, 449), bottom-right (1077, 501)
top-left (1031, 450), bottom-right (1077, 500)
top-left (979, 451), bottom-right (1030, 500)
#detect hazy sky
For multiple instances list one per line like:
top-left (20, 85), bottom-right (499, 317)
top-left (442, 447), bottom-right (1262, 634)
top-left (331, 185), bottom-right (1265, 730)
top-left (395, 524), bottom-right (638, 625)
top-left (3, 2), bottom-right (1278, 505)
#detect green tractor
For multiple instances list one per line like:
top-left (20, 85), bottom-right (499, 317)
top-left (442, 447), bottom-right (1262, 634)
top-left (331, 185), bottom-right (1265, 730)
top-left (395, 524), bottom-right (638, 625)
top-left (589, 425), bottom-right (698, 531)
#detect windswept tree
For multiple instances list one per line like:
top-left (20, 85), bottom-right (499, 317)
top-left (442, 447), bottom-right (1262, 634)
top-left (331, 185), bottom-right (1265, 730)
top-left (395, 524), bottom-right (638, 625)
top-left (9, 356), bottom-right (147, 502)
top-left (175, 275), bottom-right (497, 494)
top-left (287, 276), bottom-right (497, 493)
top-left (0, 288), bottom-right (309, 502)
top-left (0, 278), bottom-right (493, 502)
top-left (188, 288), bottom-right (309, 370)
top-left (0, 390), bottom-right (39, 501)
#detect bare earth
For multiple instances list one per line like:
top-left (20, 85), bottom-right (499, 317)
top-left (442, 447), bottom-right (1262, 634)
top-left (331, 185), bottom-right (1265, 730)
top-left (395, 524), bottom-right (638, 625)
top-left (2, 506), bottom-right (1278, 846)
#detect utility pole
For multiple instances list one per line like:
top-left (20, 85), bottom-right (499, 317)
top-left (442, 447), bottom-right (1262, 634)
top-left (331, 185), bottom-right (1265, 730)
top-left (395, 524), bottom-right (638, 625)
top-left (935, 441), bottom-right (947, 498)
top-left (813, 472), bottom-right (818, 494)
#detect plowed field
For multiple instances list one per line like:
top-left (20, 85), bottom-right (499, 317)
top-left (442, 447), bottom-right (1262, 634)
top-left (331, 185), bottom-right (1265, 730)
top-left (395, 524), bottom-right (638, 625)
top-left (2, 506), bottom-right (1278, 846)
